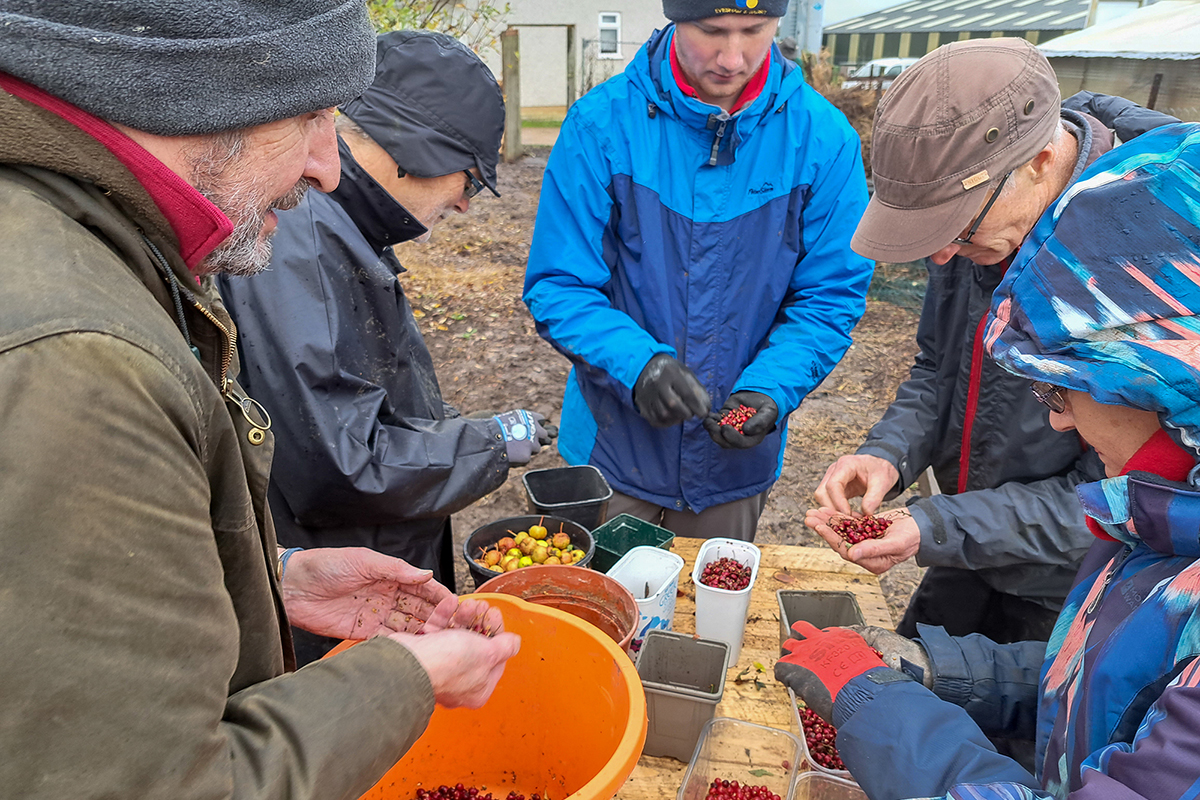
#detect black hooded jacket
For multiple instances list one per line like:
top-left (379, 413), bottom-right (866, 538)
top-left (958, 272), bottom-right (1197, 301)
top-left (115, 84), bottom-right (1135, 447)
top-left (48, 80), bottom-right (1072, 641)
top-left (218, 138), bottom-right (507, 584)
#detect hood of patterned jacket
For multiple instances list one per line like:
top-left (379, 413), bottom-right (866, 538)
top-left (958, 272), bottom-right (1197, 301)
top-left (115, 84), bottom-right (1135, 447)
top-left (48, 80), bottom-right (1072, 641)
top-left (985, 122), bottom-right (1200, 464)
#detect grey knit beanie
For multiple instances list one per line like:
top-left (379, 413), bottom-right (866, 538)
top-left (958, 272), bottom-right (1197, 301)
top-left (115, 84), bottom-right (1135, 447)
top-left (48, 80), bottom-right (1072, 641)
top-left (663, 0), bottom-right (789, 21)
top-left (0, 0), bottom-right (376, 136)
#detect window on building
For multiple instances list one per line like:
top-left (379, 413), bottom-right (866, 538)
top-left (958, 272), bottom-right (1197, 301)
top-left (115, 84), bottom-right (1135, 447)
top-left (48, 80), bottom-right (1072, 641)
top-left (856, 33), bottom-right (875, 66)
top-left (599, 12), bottom-right (621, 59)
top-left (906, 31), bottom-right (929, 59)
top-left (832, 34), bottom-right (851, 66)
top-left (882, 32), bottom-right (901, 58)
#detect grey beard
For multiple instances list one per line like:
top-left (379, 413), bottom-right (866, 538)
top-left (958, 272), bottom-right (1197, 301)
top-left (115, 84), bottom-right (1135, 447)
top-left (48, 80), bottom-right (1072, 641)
top-left (185, 132), bottom-right (310, 277)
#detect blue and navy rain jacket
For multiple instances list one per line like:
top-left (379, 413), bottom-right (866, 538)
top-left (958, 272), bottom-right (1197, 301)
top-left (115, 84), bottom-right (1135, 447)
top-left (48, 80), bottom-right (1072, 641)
top-left (823, 124), bottom-right (1200, 800)
top-left (523, 26), bottom-right (872, 512)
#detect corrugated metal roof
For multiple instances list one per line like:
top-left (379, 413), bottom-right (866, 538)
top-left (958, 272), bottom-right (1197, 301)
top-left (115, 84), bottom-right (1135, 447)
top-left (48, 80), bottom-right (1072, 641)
top-left (1039, 0), bottom-right (1200, 59)
top-left (824, 0), bottom-right (1090, 33)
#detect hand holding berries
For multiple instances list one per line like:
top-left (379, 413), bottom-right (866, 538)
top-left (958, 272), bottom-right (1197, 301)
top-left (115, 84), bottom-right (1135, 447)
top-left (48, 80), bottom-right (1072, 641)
top-left (805, 506), bottom-right (921, 576)
top-left (704, 391), bottom-right (778, 449)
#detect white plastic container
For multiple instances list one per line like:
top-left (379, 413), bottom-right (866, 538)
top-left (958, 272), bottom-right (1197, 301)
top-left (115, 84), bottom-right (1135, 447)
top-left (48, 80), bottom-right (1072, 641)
top-left (608, 545), bottom-right (686, 655)
top-left (691, 538), bottom-right (761, 668)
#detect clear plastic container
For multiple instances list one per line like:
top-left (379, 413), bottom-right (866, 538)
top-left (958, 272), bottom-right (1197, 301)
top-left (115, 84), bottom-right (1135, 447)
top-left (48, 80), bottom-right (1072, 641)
top-left (608, 545), bottom-right (686, 655)
top-left (788, 687), bottom-right (852, 781)
top-left (792, 772), bottom-right (867, 800)
top-left (677, 718), bottom-right (802, 800)
top-left (692, 538), bottom-right (761, 668)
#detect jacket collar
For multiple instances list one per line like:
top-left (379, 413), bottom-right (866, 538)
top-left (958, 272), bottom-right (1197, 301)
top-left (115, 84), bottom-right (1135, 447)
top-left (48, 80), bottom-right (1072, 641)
top-left (628, 25), bottom-right (802, 165)
top-left (0, 73), bottom-right (231, 272)
top-left (1077, 429), bottom-right (1200, 555)
top-left (327, 136), bottom-right (428, 255)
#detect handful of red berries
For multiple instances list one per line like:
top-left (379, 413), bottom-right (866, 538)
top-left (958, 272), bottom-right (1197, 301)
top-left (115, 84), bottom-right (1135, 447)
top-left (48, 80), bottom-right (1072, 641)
top-left (699, 556), bottom-right (752, 591)
top-left (829, 513), bottom-right (895, 546)
top-left (718, 404), bottom-right (757, 433)
top-left (704, 779), bottom-right (780, 800)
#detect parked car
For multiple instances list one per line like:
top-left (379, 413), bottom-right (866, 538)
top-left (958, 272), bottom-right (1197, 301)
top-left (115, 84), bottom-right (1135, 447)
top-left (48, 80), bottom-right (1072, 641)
top-left (842, 57), bottom-right (919, 92)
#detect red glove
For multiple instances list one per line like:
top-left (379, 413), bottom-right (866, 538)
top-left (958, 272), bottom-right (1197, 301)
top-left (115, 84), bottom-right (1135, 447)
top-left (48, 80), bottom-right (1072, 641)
top-left (773, 621), bottom-right (886, 722)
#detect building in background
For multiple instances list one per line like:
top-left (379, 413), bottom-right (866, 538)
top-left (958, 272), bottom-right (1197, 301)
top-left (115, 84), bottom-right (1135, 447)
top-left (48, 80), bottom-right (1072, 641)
top-left (485, 1), bottom-right (667, 112)
top-left (821, 0), bottom-right (1091, 69)
top-left (1041, 0), bottom-right (1200, 122)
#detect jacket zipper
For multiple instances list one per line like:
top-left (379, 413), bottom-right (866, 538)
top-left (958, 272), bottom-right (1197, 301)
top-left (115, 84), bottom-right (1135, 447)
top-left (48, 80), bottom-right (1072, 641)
top-left (707, 112), bottom-right (730, 166)
top-left (1087, 545), bottom-right (1133, 614)
top-left (190, 299), bottom-right (271, 445)
top-left (957, 257), bottom-right (1012, 493)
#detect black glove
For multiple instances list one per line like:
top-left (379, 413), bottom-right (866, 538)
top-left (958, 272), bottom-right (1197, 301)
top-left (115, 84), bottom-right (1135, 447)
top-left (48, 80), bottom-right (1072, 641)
top-left (633, 354), bottom-right (711, 428)
top-left (703, 391), bottom-right (778, 449)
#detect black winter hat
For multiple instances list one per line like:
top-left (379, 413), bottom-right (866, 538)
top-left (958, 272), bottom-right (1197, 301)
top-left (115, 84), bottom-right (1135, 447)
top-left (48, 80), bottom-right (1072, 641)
top-left (342, 31), bottom-right (505, 197)
top-left (663, 0), bottom-right (789, 21)
top-left (0, 0), bottom-right (376, 136)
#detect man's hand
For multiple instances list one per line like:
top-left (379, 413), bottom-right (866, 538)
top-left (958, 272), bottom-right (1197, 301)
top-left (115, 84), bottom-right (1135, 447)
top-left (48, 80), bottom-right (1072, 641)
top-left (814, 454), bottom-right (901, 515)
top-left (805, 506), bottom-right (920, 575)
top-left (423, 595), bottom-right (505, 637)
top-left (703, 391), bottom-right (778, 449)
top-left (389, 627), bottom-right (521, 708)
top-left (848, 625), bottom-right (933, 688)
top-left (774, 621), bottom-right (886, 723)
top-left (494, 410), bottom-right (555, 465)
top-left (281, 547), bottom-right (454, 639)
top-left (633, 354), bottom-right (710, 428)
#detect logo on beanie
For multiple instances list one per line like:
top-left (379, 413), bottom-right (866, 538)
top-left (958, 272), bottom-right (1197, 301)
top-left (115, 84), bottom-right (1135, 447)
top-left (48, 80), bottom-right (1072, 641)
top-left (740, 0), bottom-right (759, 6)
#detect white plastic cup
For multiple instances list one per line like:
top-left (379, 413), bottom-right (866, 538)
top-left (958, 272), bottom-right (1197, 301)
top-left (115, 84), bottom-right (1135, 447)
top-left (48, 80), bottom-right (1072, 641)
top-left (691, 538), bottom-right (761, 668)
top-left (608, 546), bottom-right (686, 655)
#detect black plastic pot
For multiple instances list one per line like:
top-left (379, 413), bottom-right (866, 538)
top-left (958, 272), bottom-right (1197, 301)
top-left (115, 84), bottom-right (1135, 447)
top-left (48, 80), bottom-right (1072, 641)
top-left (522, 465), bottom-right (613, 530)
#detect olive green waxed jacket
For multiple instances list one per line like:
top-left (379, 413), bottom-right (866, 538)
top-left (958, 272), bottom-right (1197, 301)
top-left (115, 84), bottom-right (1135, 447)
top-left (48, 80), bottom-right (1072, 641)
top-left (0, 89), bottom-right (434, 799)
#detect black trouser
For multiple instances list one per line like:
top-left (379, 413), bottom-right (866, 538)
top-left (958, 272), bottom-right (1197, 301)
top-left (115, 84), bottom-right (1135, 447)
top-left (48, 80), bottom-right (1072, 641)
top-left (896, 565), bottom-right (1061, 643)
top-left (290, 517), bottom-right (457, 667)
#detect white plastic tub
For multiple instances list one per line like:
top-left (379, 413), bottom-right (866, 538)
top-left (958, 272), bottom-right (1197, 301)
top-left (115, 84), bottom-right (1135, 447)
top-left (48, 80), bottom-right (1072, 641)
top-left (691, 538), bottom-right (761, 668)
top-left (608, 545), bottom-right (686, 655)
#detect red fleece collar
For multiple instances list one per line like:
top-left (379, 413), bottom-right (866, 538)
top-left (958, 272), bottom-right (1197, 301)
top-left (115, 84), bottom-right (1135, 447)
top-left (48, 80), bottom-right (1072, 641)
top-left (1085, 428), bottom-right (1196, 541)
top-left (0, 74), bottom-right (232, 272)
top-left (669, 39), bottom-right (770, 114)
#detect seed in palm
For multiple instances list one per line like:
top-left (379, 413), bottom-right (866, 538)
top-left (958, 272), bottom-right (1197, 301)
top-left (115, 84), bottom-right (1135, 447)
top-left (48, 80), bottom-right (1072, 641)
top-left (829, 514), bottom-right (894, 545)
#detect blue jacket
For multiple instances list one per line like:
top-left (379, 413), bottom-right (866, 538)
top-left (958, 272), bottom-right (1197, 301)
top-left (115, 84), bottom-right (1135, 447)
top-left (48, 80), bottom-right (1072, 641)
top-left (523, 26), bottom-right (872, 512)
top-left (824, 124), bottom-right (1200, 800)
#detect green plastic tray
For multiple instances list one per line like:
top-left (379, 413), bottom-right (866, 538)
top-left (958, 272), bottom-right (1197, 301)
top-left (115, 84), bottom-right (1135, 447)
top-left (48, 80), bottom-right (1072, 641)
top-left (592, 513), bottom-right (675, 573)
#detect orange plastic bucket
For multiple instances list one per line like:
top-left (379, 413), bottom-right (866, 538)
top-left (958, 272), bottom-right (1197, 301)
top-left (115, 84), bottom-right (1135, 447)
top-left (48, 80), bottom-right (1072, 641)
top-left (476, 565), bottom-right (639, 653)
top-left (330, 593), bottom-right (647, 800)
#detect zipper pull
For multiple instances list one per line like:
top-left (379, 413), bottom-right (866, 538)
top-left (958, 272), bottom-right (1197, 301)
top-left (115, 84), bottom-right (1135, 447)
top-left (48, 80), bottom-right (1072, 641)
top-left (1086, 546), bottom-right (1130, 614)
top-left (225, 384), bottom-right (272, 446)
top-left (707, 112), bottom-right (730, 166)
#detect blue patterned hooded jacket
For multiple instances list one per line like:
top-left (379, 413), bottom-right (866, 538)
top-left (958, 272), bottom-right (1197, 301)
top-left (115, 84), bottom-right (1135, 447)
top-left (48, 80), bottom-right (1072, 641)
top-left (821, 123), bottom-right (1200, 800)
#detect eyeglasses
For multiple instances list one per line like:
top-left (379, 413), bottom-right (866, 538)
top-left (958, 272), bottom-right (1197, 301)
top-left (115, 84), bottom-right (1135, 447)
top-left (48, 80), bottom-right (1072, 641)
top-left (952, 171), bottom-right (1012, 246)
top-left (1030, 381), bottom-right (1067, 414)
top-left (462, 170), bottom-right (485, 200)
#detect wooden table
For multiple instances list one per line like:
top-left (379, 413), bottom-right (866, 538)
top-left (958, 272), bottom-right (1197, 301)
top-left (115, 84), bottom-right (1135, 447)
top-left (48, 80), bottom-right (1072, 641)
top-left (615, 538), bottom-right (892, 800)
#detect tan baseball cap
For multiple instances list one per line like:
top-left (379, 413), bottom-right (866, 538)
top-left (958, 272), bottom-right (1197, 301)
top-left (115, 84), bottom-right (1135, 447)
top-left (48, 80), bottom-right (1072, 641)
top-left (852, 38), bottom-right (1061, 262)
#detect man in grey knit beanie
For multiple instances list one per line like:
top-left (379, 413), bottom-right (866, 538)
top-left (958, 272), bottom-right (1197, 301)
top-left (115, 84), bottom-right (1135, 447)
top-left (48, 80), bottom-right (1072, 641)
top-left (0, 3), bottom-right (520, 798)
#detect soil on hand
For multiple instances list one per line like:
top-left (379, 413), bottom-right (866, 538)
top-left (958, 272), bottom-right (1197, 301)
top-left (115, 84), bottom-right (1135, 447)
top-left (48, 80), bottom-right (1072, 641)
top-left (396, 149), bottom-right (924, 622)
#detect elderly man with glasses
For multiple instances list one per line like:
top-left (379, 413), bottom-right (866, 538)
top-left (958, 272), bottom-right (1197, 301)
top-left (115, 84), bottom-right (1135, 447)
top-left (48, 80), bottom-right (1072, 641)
top-left (807, 38), bottom-right (1180, 649)
top-left (218, 30), bottom-right (554, 665)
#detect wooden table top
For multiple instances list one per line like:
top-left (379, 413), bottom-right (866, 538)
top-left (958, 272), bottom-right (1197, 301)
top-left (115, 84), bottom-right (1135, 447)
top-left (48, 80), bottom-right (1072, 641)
top-left (615, 538), bottom-right (892, 800)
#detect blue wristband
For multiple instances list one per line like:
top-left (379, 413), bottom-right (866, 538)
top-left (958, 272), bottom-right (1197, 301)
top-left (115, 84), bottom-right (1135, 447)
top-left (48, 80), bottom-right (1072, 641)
top-left (278, 547), bottom-right (303, 582)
